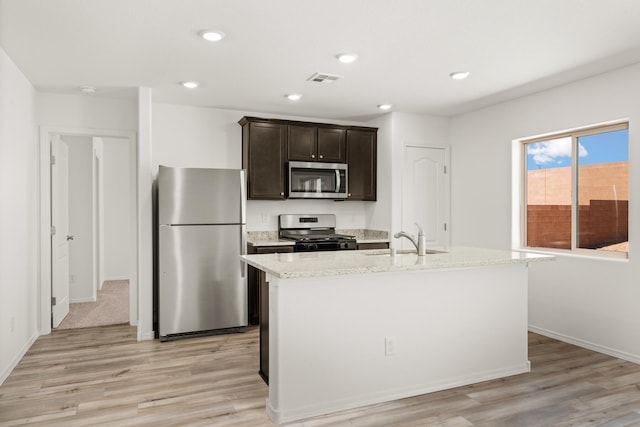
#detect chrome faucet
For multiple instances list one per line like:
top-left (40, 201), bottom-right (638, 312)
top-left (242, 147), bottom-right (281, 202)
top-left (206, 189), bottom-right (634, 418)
top-left (394, 223), bottom-right (427, 256)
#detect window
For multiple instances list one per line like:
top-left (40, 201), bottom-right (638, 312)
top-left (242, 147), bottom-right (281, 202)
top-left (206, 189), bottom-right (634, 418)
top-left (523, 122), bottom-right (628, 256)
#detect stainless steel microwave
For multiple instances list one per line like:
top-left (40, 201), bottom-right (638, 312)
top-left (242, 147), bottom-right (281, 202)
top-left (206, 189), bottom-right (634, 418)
top-left (288, 161), bottom-right (348, 199)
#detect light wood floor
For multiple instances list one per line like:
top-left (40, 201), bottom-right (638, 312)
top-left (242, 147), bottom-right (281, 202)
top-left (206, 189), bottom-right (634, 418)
top-left (2, 325), bottom-right (640, 426)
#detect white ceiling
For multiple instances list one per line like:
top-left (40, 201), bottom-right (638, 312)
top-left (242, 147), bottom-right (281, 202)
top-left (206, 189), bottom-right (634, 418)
top-left (2, 0), bottom-right (640, 121)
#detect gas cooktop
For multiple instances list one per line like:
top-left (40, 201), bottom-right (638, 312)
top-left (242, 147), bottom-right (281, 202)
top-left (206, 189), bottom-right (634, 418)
top-left (278, 214), bottom-right (357, 252)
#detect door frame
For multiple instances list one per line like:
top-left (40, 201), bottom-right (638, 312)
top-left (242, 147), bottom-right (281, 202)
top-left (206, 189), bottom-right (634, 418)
top-left (39, 127), bottom-right (138, 335)
top-left (92, 138), bottom-right (105, 295)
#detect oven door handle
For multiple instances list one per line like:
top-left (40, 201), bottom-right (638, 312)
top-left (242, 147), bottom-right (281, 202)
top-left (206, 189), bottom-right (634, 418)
top-left (335, 169), bottom-right (341, 193)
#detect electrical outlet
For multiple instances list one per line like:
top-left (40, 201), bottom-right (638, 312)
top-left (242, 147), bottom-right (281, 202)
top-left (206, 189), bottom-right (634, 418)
top-left (10, 316), bottom-right (14, 333)
top-left (385, 337), bottom-right (396, 356)
top-left (261, 212), bottom-right (268, 223)
top-left (70, 274), bottom-right (75, 284)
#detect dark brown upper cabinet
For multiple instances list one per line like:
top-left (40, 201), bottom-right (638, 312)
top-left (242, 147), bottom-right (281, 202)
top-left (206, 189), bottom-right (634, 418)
top-left (239, 117), bottom-right (287, 200)
top-left (288, 125), bottom-right (346, 163)
top-left (239, 116), bottom-right (376, 201)
top-left (346, 129), bottom-right (377, 201)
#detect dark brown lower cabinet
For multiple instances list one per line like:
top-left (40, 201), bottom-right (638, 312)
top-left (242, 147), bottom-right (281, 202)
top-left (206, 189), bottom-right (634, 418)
top-left (247, 264), bottom-right (260, 326)
top-left (247, 245), bottom-right (293, 325)
top-left (259, 271), bottom-right (269, 384)
top-left (246, 244), bottom-right (293, 384)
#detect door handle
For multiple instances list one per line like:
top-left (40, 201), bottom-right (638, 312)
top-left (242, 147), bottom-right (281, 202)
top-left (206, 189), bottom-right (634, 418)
top-left (66, 235), bottom-right (74, 241)
top-left (240, 228), bottom-right (247, 278)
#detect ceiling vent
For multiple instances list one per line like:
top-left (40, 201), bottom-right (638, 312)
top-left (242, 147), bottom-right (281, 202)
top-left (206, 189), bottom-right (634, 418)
top-left (307, 72), bottom-right (343, 84)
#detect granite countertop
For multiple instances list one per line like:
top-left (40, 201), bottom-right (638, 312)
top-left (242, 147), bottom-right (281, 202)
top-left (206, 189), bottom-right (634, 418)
top-left (247, 229), bottom-right (389, 247)
top-left (337, 229), bottom-right (389, 244)
top-left (246, 231), bottom-right (292, 247)
top-left (241, 246), bottom-right (555, 279)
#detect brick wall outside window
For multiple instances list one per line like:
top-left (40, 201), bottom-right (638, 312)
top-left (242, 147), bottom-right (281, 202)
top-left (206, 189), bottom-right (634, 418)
top-left (527, 161), bottom-right (628, 249)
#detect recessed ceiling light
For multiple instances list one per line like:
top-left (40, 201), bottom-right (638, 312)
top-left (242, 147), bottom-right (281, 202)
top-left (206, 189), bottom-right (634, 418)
top-left (377, 104), bottom-right (392, 110)
top-left (337, 53), bottom-right (358, 64)
top-left (286, 94), bottom-right (302, 101)
top-left (182, 81), bottom-right (200, 89)
top-left (449, 71), bottom-right (470, 80)
top-left (199, 30), bottom-right (225, 42)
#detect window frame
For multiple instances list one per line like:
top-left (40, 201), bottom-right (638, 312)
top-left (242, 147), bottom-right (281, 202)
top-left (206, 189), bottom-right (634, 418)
top-left (521, 121), bottom-right (629, 259)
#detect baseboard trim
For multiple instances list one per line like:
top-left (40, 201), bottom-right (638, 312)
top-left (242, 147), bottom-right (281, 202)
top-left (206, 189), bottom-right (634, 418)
top-left (70, 296), bottom-right (97, 303)
top-left (0, 330), bottom-right (38, 386)
top-left (104, 276), bottom-right (129, 282)
top-left (528, 325), bottom-right (640, 365)
top-left (137, 329), bottom-right (155, 341)
top-left (268, 362), bottom-right (530, 424)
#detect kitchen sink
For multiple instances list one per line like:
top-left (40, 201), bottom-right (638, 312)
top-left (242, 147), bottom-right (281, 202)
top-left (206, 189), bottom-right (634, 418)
top-left (363, 248), bottom-right (447, 256)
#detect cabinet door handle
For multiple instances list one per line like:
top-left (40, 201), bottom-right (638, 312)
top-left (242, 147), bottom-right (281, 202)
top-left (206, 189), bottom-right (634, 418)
top-left (311, 154), bottom-right (315, 159)
top-left (319, 154), bottom-right (324, 159)
top-left (280, 192), bottom-right (284, 196)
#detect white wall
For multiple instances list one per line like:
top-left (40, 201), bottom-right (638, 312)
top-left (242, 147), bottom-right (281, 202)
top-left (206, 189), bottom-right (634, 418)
top-left (152, 104), bottom-right (243, 170)
top-left (0, 47), bottom-right (39, 384)
top-left (137, 87), bottom-right (153, 340)
top-left (103, 138), bottom-right (131, 281)
top-left (151, 103), bottom-right (381, 231)
top-left (63, 135), bottom-right (94, 302)
top-left (37, 93), bottom-right (138, 130)
top-left (450, 63), bottom-right (640, 362)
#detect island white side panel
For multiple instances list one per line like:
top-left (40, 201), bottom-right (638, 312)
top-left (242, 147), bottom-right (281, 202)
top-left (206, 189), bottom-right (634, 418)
top-left (266, 264), bottom-right (529, 424)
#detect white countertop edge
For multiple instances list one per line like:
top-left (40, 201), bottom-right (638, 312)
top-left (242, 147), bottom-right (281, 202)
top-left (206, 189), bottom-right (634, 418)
top-left (241, 247), bottom-right (555, 279)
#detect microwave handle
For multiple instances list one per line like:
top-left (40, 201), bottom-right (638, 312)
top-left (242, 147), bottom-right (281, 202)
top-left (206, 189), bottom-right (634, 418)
top-left (335, 169), bottom-right (341, 193)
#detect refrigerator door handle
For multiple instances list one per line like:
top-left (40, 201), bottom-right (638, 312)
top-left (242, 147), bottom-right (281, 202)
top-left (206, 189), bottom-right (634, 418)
top-left (240, 225), bottom-right (247, 278)
top-left (240, 170), bottom-right (247, 224)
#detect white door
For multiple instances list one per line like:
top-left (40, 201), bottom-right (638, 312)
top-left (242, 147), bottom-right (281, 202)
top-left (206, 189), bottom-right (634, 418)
top-left (402, 146), bottom-right (448, 248)
top-left (51, 136), bottom-right (71, 327)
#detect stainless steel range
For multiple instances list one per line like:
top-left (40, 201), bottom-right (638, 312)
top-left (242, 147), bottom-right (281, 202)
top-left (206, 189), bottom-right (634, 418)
top-left (279, 214), bottom-right (357, 252)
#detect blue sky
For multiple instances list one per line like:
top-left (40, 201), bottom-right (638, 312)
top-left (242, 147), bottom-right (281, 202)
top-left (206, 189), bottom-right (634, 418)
top-left (526, 129), bottom-right (628, 170)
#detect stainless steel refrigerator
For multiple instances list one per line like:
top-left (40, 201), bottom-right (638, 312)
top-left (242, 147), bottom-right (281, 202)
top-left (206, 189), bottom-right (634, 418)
top-left (158, 166), bottom-right (247, 341)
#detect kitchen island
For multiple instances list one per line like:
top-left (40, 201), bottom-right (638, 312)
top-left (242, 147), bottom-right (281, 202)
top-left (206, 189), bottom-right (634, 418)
top-left (241, 247), bottom-right (553, 424)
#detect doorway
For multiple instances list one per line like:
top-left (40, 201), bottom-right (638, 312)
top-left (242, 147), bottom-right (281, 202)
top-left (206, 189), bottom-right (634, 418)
top-left (54, 135), bottom-right (132, 329)
top-left (39, 128), bottom-right (138, 335)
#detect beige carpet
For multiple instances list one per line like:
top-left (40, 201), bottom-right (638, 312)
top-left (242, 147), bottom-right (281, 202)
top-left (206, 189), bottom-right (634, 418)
top-left (57, 280), bottom-right (129, 329)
